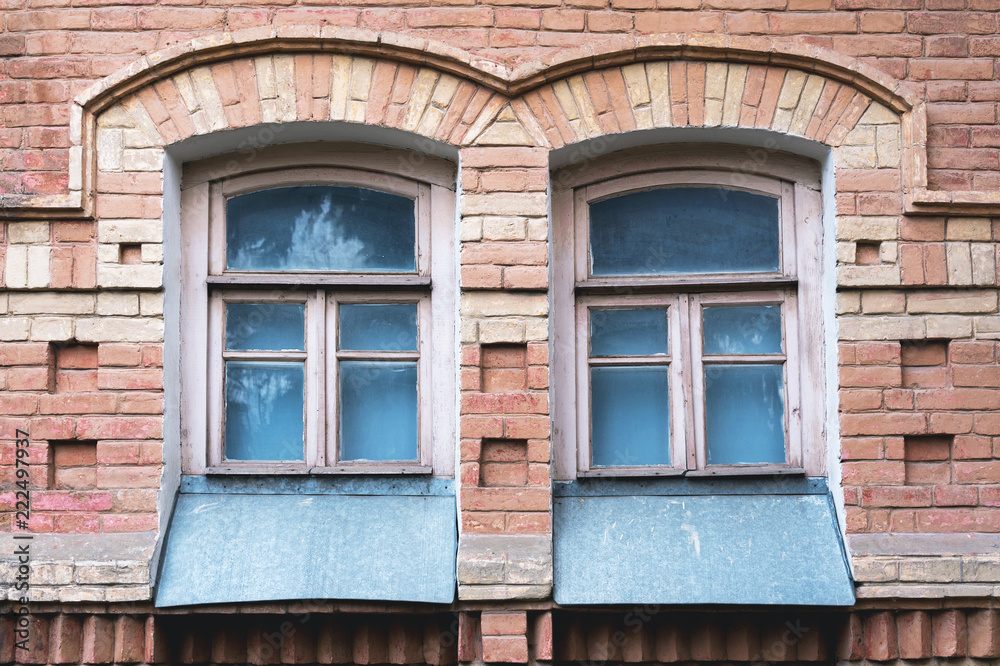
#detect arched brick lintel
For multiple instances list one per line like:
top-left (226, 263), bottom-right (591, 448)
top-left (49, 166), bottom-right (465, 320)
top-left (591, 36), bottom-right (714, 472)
top-left (13, 30), bottom-right (1000, 216)
top-left (76, 30), bottom-right (919, 116)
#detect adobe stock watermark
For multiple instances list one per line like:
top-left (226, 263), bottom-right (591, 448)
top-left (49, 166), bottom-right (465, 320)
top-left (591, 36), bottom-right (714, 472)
top-left (12, 428), bottom-right (34, 653)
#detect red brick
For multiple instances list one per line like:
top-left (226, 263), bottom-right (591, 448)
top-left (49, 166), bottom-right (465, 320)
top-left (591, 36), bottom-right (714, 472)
top-left (482, 612), bottom-right (527, 637)
top-left (530, 612), bottom-right (553, 661)
top-left (97, 368), bottom-right (163, 390)
top-left (82, 617), bottom-right (114, 664)
top-left (461, 487), bottom-right (549, 511)
top-left (480, 461), bottom-right (528, 486)
top-left (933, 610), bottom-right (968, 658)
top-left (897, 611), bottom-right (931, 660)
top-left (98, 343), bottom-right (141, 367)
top-left (101, 513), bottom-right (158, 532)
top-left (864, 612), bottom-right (899, 661)
top-left (462, 511), bottom-right (505, 533)
top-left (968, 610), bottom-right (1000, 659)
top-left (482, 635), bottom-right (528, 663)
top-left (934, 484), bottom-right (978, 506)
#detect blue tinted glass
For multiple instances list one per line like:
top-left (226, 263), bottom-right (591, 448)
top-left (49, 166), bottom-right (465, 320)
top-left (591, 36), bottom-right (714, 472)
top-left (705, 364), bottom-right (785, 465)
top-left (225, 361), bottom-right (304, 461)
top-left (591, 366), bottom-right (670, 467)
top-left (591, 308), bottom-right (669, 357)
top-left (340, 304), bottom-right (418, 352)
top-left (340, 361), bottom-right (418, 461)
top-left (227, 186), bottom-right (416, 272)
top-left (589, 187), bottom-right (780, 276)
top-left (226, 303), bottom-right (305, 351)
top-left (703, 305), bottom-right (782, 355)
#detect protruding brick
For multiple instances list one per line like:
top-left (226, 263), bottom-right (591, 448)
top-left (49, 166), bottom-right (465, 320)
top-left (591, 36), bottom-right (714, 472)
top-left (50, 614), bottom-right (83, 664)
top-left (17, 615), bottom-right (49, 665)
top-left (457, 613), bottom-right (480, 663)
top-left (422, 618), bottom-right (458, 666)
top-left (83, 616), bottom-right (114, 664)
top-left (316, 618), bottom-right (352, 664)
top-left (353, 623), bottom-right (388, 665)
top-left (725, 622), bottom-right (760, 661)
top-left (281, 624), bottom-right (316, 664)
top-left (933, 610), bottom-right (968, 658)
top-left (897, 611), bottom-right (932, 659)
top-left (654, 622), bottom-right (689, 663)
top-left (178, 628), bottom-right (211, 664)
top-left (143, 615), bottom-right (168, 664)
top-left (837, 614), bottom-right (863, 661)
top-left (387, 621), bottom-right (422, 665)
top-left (530, 612), bottom-right (552, 661)
top-left (968, 610), bottom-right (1000, 658)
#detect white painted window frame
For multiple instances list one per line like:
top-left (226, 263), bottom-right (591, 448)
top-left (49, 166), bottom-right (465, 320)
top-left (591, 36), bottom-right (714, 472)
top-left (551, 145), bottom-right (826, 480)
top-left (180, 144), bottom-right (457, 477)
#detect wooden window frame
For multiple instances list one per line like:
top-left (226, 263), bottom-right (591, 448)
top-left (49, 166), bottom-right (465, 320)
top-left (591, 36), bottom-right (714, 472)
top-left (180, 144), bottom-right (457, 477)
top-left (551, 145), bottom-right (826, 481)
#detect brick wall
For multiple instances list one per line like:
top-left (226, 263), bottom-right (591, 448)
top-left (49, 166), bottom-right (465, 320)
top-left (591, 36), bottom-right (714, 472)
top-left (1, 0), bottom-right (1000, 653)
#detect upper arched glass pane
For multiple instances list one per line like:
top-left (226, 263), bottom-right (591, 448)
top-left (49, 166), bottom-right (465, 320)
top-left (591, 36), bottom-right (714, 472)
top-left (589, 187), bottom-right (780, 276)
top-left (226, 185), bottom-right (416, 272)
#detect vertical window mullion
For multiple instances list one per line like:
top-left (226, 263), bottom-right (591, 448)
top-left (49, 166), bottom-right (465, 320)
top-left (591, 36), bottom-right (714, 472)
top-left (307, 289), bottom-right (326, 468)
top-left (670, 294), bottom-right (695, 472)
top-left (686, 294), bottom-right (708, 471)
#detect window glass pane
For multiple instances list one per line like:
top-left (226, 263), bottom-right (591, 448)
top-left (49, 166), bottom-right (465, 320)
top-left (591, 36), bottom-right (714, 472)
top-left (226, 303), bottom-right (305, 351)
top-left (590, 308), bottom-right (669, 357)
top-left (705, 364), bottom-right (785, 465)
top-left (589, 187), bottom-right (780, 276)
top-left (340, 361), bottom-right (418, 461)
top-left (703, 305), bottom-right (782, 355)
top-left (225, 361), bottom-right (304, 461)
top-left (227, 185), bottom-right (416, 272)
top-left (591, 366), bottom-right (670, 467)
top-left (340, 303), bottom-right (418, 352)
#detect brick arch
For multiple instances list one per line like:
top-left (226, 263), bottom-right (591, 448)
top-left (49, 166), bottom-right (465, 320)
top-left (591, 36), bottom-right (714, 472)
top-left (95, 53), bottom-right (504, 152)
top-left (468, 61), bottom-right (900, 152)
top-left (21, 29), bottom-right (987, 217)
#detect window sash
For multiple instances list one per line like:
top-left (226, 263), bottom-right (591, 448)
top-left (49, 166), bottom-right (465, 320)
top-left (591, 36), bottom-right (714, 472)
top-left (326, 293), bottom-right (432, 469)
top-left (689, 291), bottom-right (802, 474)
top-left (207, 289), bottom-right (431, 474)
top-left (576, 295), bottom-right (687, 476)
top-left (180, 145), bottom-right (457, 478)
top-left (576, 290), bottom-right (802, 476)
top-left (208, 168), bottom-right (433, 279)
top-left (574, 171), bottom-right (797, 284)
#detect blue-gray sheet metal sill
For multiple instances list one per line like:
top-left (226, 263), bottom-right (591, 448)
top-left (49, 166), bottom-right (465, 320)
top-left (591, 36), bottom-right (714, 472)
top-left (156, 478), bottom-right (456, 607)
top-left (553, 478), bottom-right (854, 607)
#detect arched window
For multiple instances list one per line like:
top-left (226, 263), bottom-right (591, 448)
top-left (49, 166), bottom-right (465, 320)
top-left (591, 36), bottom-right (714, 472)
top-left (551, 144), bottom-right (827, 479)
top-left (179, 143), bottom-right (457, 476)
